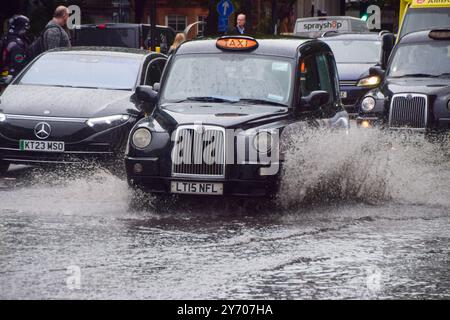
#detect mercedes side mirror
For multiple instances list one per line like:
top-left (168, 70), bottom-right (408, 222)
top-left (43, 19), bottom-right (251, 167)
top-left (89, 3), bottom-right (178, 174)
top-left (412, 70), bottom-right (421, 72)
top-left (381, 33), bottom-right (395, 70)
top-left (135, 85), bottom-right (158, 114)
top-left (299, 90), bottom-right (330, 109)
top-left (1, 75), bottom-right (13, 86)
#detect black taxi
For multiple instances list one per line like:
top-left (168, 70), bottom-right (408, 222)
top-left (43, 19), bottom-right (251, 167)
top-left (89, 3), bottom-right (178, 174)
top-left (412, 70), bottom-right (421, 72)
top-left (125, 36), bottom-right (349, 198)
top-left (357, 30), bottom-right (450, 133)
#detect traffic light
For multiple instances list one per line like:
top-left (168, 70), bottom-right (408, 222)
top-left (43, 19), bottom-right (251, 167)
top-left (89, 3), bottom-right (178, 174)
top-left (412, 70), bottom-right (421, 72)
top-left (360, 0), bottom-right (370, 21)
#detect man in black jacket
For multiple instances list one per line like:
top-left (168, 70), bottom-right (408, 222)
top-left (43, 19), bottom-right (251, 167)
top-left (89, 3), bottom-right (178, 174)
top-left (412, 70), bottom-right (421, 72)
top-left (228, 13), bottom-right (247, 35)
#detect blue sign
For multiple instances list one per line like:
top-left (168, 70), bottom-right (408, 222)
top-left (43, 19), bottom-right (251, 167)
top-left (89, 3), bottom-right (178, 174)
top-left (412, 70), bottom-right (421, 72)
top-left (217, 0), bottom-right (234, 32)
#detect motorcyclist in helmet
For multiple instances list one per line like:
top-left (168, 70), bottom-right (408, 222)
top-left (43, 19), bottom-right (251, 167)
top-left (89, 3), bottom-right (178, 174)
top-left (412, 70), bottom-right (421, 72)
top-left (1, 15), bottom-right (32, 80)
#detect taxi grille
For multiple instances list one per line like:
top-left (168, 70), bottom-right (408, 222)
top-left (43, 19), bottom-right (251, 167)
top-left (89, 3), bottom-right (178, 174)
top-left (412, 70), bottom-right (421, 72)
top-left (171, 126), bottom-right (225, 177)
top-left (389, 94), bottom-right (428, 129)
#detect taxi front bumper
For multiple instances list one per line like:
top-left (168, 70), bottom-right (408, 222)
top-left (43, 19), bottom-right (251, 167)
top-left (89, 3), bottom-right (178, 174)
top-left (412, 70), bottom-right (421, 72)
top-left (125, 157), bottom-right (280, 197)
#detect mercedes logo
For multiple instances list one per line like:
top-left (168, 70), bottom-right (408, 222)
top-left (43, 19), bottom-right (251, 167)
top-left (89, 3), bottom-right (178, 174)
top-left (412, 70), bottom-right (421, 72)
top-left (34, 122), bottom-right (51, 140)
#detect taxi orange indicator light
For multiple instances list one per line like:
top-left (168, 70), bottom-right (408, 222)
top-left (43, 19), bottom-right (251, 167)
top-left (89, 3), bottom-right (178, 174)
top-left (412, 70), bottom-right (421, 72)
top-left (216, 36), bottom-right (259, 51)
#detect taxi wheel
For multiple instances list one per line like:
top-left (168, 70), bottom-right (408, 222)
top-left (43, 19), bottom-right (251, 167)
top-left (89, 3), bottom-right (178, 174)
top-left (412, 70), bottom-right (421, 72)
top-left (0, 161), bottom-right (10, 176)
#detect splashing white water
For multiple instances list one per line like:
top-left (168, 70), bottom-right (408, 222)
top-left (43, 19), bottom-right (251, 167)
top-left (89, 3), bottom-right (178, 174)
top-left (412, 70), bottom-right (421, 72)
top-left (278, 127), bottom-right (450, 208)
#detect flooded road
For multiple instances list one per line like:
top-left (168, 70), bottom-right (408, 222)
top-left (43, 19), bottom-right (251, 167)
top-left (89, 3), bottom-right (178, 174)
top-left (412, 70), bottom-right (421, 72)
top-left (1, 129), bottom-right (449, 299)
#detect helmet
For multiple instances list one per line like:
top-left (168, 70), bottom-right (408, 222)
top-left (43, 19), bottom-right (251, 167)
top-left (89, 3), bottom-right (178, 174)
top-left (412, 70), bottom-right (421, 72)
top-left (8, 15), bottom-right (31, 36)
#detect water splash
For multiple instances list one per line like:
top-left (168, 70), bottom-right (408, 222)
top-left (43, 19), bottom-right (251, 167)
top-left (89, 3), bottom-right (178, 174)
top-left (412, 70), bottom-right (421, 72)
top-left (278, 127), bottom-right (450, 208)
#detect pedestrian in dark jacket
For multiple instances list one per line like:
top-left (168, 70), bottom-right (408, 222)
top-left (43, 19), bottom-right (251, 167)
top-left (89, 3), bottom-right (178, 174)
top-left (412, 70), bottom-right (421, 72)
top-left (1, 15), bottom-right (31, 78)
top-left (228, 13), bottom-right (247, 35)
top-left (43, 6), bottom-right (71, 50)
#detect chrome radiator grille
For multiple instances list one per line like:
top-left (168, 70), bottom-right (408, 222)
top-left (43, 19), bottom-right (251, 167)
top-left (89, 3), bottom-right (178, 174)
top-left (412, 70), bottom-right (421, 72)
top-left (171, 126), bottom-right (225, 177)
top-left (389, 94), bottom-right (428, 129)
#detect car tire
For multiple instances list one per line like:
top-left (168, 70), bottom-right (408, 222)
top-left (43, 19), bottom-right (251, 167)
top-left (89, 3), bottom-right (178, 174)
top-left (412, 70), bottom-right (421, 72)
top-left (0, 161), bottom-right (10, 176)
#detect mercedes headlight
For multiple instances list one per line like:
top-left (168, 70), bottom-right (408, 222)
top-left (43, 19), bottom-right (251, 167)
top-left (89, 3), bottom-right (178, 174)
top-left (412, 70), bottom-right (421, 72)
top-left (132, 128), bottom-right (152, 149)
top-left (253, 131), bottom-right (273, 154)
top-left (361, 96), bottom-right (376, 112)
top-left (86, 114), bottom-right (130, 128)
top-left (0, 112), bottom-right (6, 122)
top-left (357, 76), bottom-right (381, 87)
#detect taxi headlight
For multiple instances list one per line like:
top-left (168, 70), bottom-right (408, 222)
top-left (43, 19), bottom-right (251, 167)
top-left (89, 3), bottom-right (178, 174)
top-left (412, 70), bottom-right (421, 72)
top-left (0, 112), bottom-right (6, 122)
top-left (357, 76), bottom-right (381, 87)
top-left (87, 114), bottom-right (130, 128)
top-left (361, 96), bottom-right (376, 112)
top-left (253, 131), bottom-right (273, 154)
top-left (132, 128), bottom-right (152, 149)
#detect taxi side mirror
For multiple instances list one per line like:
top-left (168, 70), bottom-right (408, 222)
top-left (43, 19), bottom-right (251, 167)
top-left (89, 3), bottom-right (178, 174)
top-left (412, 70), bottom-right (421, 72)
top-left (369, 66), bottom-right (385, 82)
top-left (135, 85), bottom-right (158, 113)
top-left (300, 90), bottom-right (329, 109)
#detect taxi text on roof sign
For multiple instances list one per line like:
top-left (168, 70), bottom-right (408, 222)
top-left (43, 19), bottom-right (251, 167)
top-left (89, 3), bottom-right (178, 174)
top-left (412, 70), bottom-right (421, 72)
top-left (216, 37), bottom-right (259, 51)
top-left (412, 0), bottom-right (450, 8)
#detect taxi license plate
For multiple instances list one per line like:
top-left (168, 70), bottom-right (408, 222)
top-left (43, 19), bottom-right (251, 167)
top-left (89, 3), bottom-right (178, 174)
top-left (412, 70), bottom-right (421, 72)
top-left (19, 140), bottom-right (65, 152)
top-left (171, 181), bottom-right (224, 195)
top-left (340, 91), bottom-right (348, 99)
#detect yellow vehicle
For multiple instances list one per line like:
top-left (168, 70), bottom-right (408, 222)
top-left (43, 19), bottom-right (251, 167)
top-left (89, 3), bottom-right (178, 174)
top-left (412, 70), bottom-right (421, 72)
top-left (398, 0), bottom-right (450, 40)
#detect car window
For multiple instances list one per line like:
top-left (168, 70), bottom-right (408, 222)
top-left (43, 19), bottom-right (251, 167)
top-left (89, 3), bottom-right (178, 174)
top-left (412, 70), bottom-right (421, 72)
top-left (161, 54), bottom-right (294, 106)
top-left (323, 40), bottom-right (381, 64)
top-left (316, 53), bottom-right (333, 103)
top-left (145, 58), bottom-right (166, 86)
top-left (18, 53), bottom-right (142, 90)
top-left (300, 55), bottom-right (320, 97)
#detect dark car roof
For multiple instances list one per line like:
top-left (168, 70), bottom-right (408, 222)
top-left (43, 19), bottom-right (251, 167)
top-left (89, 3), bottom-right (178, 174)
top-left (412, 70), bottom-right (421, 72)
top-left (47, 46), bottom-right (153, 57)
top-left (77, 23), bottom-right (170, 29)
top-left (398, 29), bottom-right (450, 44)
top-left (176, 38), bottom-right (321, 58)
top-left (319, 32), bottom-right (383, 41)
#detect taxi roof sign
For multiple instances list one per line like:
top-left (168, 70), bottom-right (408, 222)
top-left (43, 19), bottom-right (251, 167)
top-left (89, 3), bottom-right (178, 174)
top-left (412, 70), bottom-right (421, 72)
top-left (429, 29), bottom-right (450, 40)
top-left (411, 0), bottom-right (450, 8)
top-left (216, 36), bottom-right (259, 51)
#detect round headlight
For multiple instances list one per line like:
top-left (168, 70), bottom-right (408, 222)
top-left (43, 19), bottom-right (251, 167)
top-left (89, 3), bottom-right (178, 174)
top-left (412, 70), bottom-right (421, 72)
top-left (361, 96), bottom-right (376, 112)
top-left (132, 128), bottom-right (152, 149)
top-left (0, 113), bottom-right (6, 122)
top-left (253, 132), bottom-right (273, 154)
top-left (447, 100), bottom-right (450, 110)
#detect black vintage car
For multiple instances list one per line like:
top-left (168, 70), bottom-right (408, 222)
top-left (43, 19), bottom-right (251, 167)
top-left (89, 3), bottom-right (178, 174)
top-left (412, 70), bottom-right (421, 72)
top-left (320, 31), bottom-right (395, 115)
top-left (0, 47), bottom-right (167, 175)
top-left (357, 30), bottom-right (450, 133)
top-left (125, 36), bottom-right (349, 198)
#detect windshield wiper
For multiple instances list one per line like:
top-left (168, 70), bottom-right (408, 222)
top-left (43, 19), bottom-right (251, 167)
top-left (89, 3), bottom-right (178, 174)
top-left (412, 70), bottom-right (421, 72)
top-left (238, 98), bottom-right (287, 107)
top-left (184, 96), bottom-right (240, 103)
top-left (391, 73), bottom-right (439, 78)
top-left (436, 73), bottom-right (450, 78)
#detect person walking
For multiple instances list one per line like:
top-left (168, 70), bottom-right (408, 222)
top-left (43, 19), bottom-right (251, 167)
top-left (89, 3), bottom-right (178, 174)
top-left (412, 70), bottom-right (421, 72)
top-left (43, 6), bottom-right (71, 50)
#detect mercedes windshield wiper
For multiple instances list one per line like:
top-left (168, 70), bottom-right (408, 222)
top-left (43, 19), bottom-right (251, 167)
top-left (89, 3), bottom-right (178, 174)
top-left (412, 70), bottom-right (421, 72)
top-left (238, 98), bottom-right (287, 107)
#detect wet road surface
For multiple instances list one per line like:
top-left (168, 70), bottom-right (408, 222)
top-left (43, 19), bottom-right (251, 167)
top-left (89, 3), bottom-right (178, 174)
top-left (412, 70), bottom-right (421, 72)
top-left (0, 130), bottom-right (449, 299)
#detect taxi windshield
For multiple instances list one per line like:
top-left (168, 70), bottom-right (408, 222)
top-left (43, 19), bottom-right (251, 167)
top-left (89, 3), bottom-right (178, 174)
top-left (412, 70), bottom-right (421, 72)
top-left (161, 54), bottom-right (294, 106)
top-left (18, 53), bottom-right (142, 90)
top-left (388, 41), bottom-right (450, 78)
top-left (400, 7), bottom-right (450, 38)
top-left (323, 39), bottom-right (381, 64)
